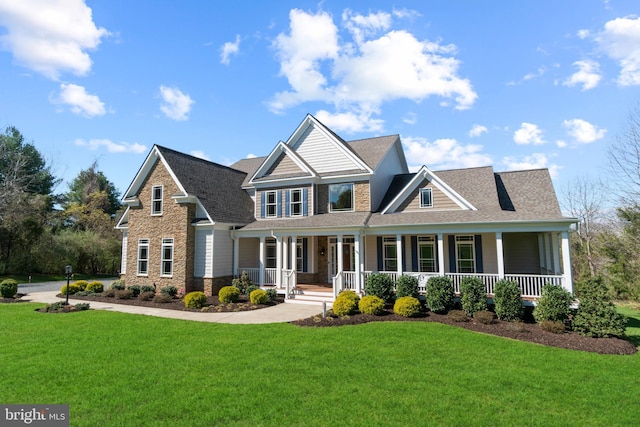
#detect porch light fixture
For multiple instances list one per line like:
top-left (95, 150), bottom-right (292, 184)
top-left (64, 265), bottom-right (72, 305)
top-left (320, 247), bottom-right (325, 256)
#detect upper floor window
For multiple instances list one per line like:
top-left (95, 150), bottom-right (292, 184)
top-left (151, 186), bottom-right (163, 215)
top-left (137, 239), bottom-right (149, 275)
top-left (329, 183), bottom-right (354, 212)
top-left (161, 238), bottom-right (174, 276)
top-left (420, 188), bottom-right (433, 208)
top-left (265, 191), bottom-right (277, 218)
top-left (455, 235), bottom-right (475, 273)
top-left (290, 189), bottom-right (303, 216)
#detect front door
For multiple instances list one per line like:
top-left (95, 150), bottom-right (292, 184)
top-left (328, 238), bottom-right (354, 283)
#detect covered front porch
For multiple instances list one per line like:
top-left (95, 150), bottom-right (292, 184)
top-left (233, 229), bottom-right (573, 301)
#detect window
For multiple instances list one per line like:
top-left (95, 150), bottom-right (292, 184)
top-left (265, 238), bottom-right (276, 268)
top-left (151, 186), bottom-right (163, 215)
top-left (161, 238), bottom-right (174, 276)
top-left (456, 235), bottom-right (475, 273)
top-left (329, 183), bottom-right (354, 212)
top-left (296, 238), bottom-right (303, 271)
top-left (383, 236), bottom-right (397, 271)
top-left (137, 239), bottom-right (149, 275)
top-left (265, 191), bottom-right (277, 218)
top-left (290, 189), bottom-right (303, 216)
top-left (418, 236), bottom-right (436, 272)
top-left (420, 188), bottom-right (433, 208)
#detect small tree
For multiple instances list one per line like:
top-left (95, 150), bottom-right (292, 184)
top-left (493, 279), bottom-right (523, 321)
top-left (425, 276), bottom-right (454, 314)
top-left (460, 276), bottom-right (487, 317)
top-left (395, 274), bottom-right (419, 298)
top-left (365, 273), bottom-right (395, 303)
top-left (533, 284), bottom-right (573, 323)
top-left (572, 276), bottom-right (626, 337)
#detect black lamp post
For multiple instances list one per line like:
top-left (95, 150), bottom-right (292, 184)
top-left (65, 265), bottom-right (72, 305)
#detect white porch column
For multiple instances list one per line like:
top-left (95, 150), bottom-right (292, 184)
top-left (282, 237), bottom-right (289, 270)
top-left (336, 234), bottom-right (344, 291)
top-left (561, 231), bottom-right (573, 294)
top-left (275, 235), bottom-right (282, 288)
top-left (437, 233), bottom-right (445, 276)
top-left (551, 232), bottom-right (561, 274)
top-left (290, 235), bottom-right (297, 280)
top-left (232, 234), bottom-right (239, 278)
top-left (259, 236), bottom-right (265, 286)
top-left (396, 234), bottom-right (403, 276)
top-left (544, 233), bottom-right (553, 274)
top-left (496, 232), bottom-right (505, 279)
top-left (354, 232), bottom-right (362, 293)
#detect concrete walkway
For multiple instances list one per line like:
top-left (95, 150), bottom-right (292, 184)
top-left (23, 291), bottom-right (324, 324)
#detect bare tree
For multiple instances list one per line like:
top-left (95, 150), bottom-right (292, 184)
top-left (608, 104), bottom-right (640, 206)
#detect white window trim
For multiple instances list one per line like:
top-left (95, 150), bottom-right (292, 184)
top-left (137, 238), bottom-right (149, 276)
top-left (420, 187), bottom-right (433, 208)
top-left (265, 190), bottom-right (277, 218)
top-left (455, 235), bottom-right (476, 274)
top-left (161, 238), bottom-right (174, 277)
top-left (329, 183), bottom-right (355, 213)
top-left (382, 236), bottom-right (397, 272)
top-left (290, 188), bottom-right (303, 217)
top-left (151, 185), bottom-right (163, 216)
top-left (265, 237), bottom-right (277, 268)
top-left (418, 236), bottom-right (436, 272)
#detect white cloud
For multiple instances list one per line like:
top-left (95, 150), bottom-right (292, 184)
top-left (562, 118), bottom-right (606, 143)
top-left (190, 150), bottom-right (210, 161)
top-left (556, 140), bottom-right (568, 148)
top-left (502, 153), bottom-right (561, 178)
top-left (469, 124), bottom-right (488, 138)
top-left (220, 35), bottom-right (240, 65)
top-left (246, 153), bottom-right (257, 159)
top-left (75, 138), bottom-right (146, 154)
top-left (513, 122), bottom-right (545, 145)
top-left (269, 8), bottom-right (477, 122)
top-left (52, 83), bottom-right (105, 117)
top-left (315, 109), bottom-right (384, 133)
top-left (159, 85), bottom-right (194, 121)
top-left (402, 136), bottom-right (492, 171)
top-left (0, 0), bottom-right (109, 80)
top-left (563, 60), bottom-right (602, 90)
top-left (577, 29), bottom-right (590, 39)
top-left (402, 112), bottom-right (417, 125)
top-left (596, 15), bottom-right (640, 86)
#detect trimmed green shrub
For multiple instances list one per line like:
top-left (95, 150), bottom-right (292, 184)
top-left (86, 281), bottom-right (103, 293)
top-left (447, 310), bottom-right (468, 322)
top-left (160, 286), bottom-right (178, 297)
top-left (250, 289), bottom-right (269, 304)
top-left (266, 288), bottom-right (278, 302)
top-left (74, 303), bottom-right (91, 311)
top-left (184, 291), bottom-right (208, 308)
top-left (60, 283), bottom-right (81, 295)
top-left (115, 289), bottom-right (133, 299)
top-left (572, 276), bottom-right (626, 338)
top-left (540, 320), bottom-right (566, 334)
top-left (474, 310), bottom-right (495, 324)
top-left (140, 285), bottom-right (155, 294)
top-left (493, 279), bottom-right (523, 321)
top-left (460, 276), bottom-right (488, 316)
top-left (395, 275), bottom-right (419, 298)
top-left (0, 279), bottom-right (18, 298)
top-left (393, 296), bottom-right (421, 317)
top-left (245, 284), bottom-right (260, 297)
top-left (337, 290), bottom-right (360, 303)
top-left (73, 280), bottom-right (89, 291)
top-left (102, 289), bottom-right (116, 297)
top-left (365, 273), bottom-right (395, 303)
top-left (139, 291), bottom-right (155, 301)
top-left (232, 271), bottom-right (254, 295)
top-left (110, 280), bottom-right (125, 290)
top-left (127, 285), bottom-right (141, 297)
top-left (332, 294), bottom-right (358, 316)
top-left (533, 284), bottom-right (573, 323)
top-left (426, 276), bottom-right (454, 314)
top-left (358, 295), bottom-right (385, 315)
top-left (219, 286), bottom-right (240, 303)
top-left (153, 294), bottom-right (172, 303)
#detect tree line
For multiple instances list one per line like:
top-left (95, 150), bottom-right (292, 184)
top-left (563, 105), bottom-right (640, 301)
top-left (0, 126), bottom-right (122, 276)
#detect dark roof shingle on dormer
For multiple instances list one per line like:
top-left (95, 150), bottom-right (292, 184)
top-left (156, 146), bottom-right (255, 225)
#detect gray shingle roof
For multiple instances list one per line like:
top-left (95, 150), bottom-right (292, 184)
top-left (157, 146), bottom-right (255, 225)
top-left (346, 135), bottom-right (400, 171)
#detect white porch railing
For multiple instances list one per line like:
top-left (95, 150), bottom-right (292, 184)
top-left (236, 267), bottom-right (278, 287)
top-left (446, 273), bottom-right (501, 295)
top-left (237, 268), bottom-right (260, 284)
top-left (505, 274), bottom-right (564, 298)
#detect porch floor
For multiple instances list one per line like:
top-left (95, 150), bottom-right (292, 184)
top-left (295, 283), bottom-right (332, 293)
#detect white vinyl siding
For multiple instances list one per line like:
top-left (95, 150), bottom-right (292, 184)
top-left (292, 126), bottom-right (363, 173)
top-left (194, 228), bottom-right (214, 278)
top-left (213, 229), bottom-right (233, 277)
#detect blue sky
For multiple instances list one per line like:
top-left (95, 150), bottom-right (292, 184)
top-left (1, 1), bottom-right (639, 201)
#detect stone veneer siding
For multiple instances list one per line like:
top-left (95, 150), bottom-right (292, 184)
top-left (121, 160), bottom-right (196, 292)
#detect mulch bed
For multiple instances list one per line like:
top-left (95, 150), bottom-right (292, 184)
top-left (291, 309), bottom-right (638, 355)
top-left (56, 293), bottom-right (284, 313)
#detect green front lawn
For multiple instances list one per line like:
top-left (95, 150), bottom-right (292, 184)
top-left (2, 303), bottom-right (639, 426)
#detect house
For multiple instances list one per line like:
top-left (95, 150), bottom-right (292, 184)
top-left (116, 114), bottom-right (575, 303)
